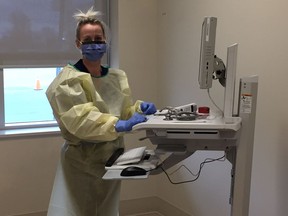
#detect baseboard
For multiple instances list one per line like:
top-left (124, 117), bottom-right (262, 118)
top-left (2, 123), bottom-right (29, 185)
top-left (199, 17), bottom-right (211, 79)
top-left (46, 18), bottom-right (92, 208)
top-left (120, 196), bottom-right (190, 216)
top-left (12, 212), bottom-right (46, 216)
top-left (11, 197), bottom-right (189, 216)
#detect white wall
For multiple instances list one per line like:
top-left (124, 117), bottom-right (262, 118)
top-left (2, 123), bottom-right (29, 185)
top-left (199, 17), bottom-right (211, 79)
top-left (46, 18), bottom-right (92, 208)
top-left (0, 135), bottom-right (63, 215)
top-left (156, 0), bottom-right (288, 216)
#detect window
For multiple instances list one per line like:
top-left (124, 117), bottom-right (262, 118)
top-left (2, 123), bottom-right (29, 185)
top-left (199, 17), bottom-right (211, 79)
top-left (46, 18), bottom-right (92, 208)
top-left (3, 67), bottom-right (60, 124)
top-left (0, 0), bottom-right (109, 130)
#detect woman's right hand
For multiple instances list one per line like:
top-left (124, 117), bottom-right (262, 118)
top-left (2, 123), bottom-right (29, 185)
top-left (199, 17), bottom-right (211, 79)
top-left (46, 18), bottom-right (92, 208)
top-left (115, 113), bottom-right (147, 132)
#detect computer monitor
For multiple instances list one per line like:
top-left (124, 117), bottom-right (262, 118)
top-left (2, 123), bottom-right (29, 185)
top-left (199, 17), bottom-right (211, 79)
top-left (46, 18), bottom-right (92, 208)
top-left (198, 16), bottom-right (238, 119)
top-left (198, 17), bottom-right (217, 89)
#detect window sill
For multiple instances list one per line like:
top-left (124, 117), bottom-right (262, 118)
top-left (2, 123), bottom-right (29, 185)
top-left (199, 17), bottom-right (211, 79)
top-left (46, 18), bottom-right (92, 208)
top-left (0, 126), bottom-right (61, 139)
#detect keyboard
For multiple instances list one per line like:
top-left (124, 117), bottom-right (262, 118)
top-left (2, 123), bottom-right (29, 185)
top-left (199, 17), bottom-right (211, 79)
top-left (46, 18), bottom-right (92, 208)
top-left (115, 146), bottom-right (147, 165)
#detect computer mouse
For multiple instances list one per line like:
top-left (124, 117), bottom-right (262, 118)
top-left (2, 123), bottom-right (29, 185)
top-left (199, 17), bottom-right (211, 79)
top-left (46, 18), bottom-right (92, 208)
top-left (120, 166), bottom-right (147, 176)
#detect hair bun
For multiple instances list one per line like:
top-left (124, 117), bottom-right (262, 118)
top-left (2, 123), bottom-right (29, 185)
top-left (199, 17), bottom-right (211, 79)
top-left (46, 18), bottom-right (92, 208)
top-left (73, 6), bottom-right (102, 22)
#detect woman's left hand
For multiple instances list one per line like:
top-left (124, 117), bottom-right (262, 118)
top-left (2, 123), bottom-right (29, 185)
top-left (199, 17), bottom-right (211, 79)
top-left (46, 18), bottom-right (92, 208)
top-left (141, 102), bottom-right (157, 115)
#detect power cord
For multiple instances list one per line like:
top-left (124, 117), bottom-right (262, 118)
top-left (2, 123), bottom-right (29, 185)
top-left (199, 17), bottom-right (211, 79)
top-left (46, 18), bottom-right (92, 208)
top-left (207, 88), bottom-right (224, 117)
top-left (160, 154), bottom-right (226, 185)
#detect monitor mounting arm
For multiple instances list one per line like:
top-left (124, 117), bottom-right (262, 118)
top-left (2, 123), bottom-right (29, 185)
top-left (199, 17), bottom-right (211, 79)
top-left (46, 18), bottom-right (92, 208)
top-left (213, 55), bottom-right (226, 87)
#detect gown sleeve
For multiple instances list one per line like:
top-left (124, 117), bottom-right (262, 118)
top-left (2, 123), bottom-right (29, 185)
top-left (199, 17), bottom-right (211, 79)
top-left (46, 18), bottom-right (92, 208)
top-left (46, 67), bottom-right (120, 143)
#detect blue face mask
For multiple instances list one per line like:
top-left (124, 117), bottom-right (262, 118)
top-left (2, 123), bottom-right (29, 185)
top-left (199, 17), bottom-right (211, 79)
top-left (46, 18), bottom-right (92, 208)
top-left (81, 43), bottom-right (107, 61)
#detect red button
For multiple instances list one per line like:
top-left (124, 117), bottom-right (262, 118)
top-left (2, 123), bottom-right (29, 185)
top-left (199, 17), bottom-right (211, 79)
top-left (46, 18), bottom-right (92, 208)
top-left (198, 106), bottom-right (210, 114)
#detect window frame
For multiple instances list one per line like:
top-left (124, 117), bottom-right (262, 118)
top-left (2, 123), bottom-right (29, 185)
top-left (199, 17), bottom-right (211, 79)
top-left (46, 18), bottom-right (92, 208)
top-left (0, 66), bottom-right (62, 131)
top-left (0, 69), bottom-right (5, 129)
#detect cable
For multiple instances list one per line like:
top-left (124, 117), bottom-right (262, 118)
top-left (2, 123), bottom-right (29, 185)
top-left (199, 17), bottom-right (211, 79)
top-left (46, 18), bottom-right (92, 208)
top-left (161, 154), bottom-right (226, 185)
top-left (169, 164), bottom-right (198, 176)
top-left (207, 88), bottom-right (224, 117)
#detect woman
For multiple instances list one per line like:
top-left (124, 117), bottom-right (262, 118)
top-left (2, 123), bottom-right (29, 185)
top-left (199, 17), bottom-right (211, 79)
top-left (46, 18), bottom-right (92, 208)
top-left (46, 7), bottom-right (156, 216)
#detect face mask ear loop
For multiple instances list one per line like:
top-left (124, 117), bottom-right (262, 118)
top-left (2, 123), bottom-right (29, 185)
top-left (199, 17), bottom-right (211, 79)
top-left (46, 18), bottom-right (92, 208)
top-left (76, 39), bottom-right (83, 50)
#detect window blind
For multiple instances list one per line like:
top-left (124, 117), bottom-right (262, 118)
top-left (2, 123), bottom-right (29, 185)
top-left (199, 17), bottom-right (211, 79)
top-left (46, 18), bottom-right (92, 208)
top-left (0, 0), bottom-right (108, 67)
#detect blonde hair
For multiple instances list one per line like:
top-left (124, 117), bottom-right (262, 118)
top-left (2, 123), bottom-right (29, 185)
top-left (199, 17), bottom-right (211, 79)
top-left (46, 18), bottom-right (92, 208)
top-left (73, 6), bottom-right (108, 41)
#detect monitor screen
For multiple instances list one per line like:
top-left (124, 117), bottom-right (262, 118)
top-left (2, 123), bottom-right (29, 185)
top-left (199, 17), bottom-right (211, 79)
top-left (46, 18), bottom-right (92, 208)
top-left (198, 17), bottom-right (217, 89)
